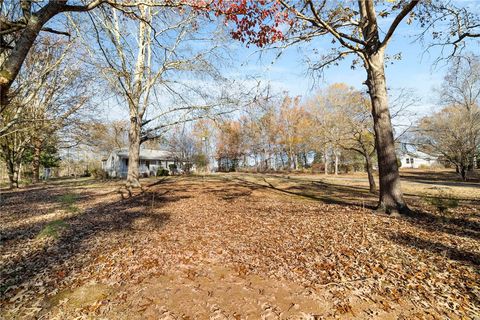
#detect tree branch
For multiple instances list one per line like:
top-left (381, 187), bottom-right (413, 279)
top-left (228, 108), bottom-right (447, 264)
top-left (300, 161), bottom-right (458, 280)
top-left (41, 27), bottom-right (71, 36)
top-left (381, 0), bottom-right (420, 48)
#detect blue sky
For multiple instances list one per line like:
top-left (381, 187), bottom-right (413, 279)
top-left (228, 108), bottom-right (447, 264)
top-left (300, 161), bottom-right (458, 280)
top-left (228, 0), bottom-right (479, 119)
top-left (234, 26), bottom-right (447, 117)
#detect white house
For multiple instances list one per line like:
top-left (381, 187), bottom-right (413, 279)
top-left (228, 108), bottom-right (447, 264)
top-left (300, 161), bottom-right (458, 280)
top-left (102, 148), bottom-right (179, 178)
top-left (399, 150), bottom-right (438, 169)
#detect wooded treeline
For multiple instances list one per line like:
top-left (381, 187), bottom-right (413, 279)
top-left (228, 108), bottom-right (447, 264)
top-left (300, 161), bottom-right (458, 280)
top-left (213, 84), bottom-right (375, 177)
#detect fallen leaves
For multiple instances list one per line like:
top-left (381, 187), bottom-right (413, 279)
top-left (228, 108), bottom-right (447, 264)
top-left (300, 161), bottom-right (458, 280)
top-left (0, 175), bottom-right (479, 319)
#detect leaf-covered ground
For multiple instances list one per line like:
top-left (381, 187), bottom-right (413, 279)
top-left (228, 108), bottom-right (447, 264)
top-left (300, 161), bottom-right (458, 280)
top-left (1, 173), bottom-right (479, 319)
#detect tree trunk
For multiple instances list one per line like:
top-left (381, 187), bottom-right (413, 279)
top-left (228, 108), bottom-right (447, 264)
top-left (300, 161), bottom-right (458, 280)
top-left (324, 146), bottom-right (329, 175)
top-left (263, 149), bottom-right (268, 171)
top-left (0, 5), bottom-right (58, 106)
top-left (364, 151), bottom-right (376, 194)
top-left (6, 159), bottom-right (19, 189)
top-left (460, 165), bottom-right (467, 181)
top-left (366, 50), bottom-right (408, 215)
top-left (288, 149), bottom-right (294, 170)
top-left (334, 150), bottom-right (339, 175)
top-left (126, 115), bottom-right (142, 189)
top-left (32, 138), bottom-right (42, 183)
top-left (468, 155), bottom-right (476, 172)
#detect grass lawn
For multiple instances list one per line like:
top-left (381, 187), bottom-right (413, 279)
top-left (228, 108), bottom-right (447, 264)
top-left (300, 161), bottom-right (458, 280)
top-left (1, 171), bottom-right (479, 319)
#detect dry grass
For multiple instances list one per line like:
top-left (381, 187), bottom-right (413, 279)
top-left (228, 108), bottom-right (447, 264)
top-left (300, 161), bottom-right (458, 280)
top-left (0, 173), bottom-right (479, 319)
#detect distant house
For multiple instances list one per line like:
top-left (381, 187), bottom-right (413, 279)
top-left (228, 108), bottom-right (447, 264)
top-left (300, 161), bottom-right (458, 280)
top-left (398, 144), bottom-right (438, 169)
top-left (103, 148), bottom-right (179, 178)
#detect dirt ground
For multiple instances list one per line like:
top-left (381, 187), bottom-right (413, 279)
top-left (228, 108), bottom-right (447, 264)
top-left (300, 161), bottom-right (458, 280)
top-left (1, 172), bottom-right (479, 319)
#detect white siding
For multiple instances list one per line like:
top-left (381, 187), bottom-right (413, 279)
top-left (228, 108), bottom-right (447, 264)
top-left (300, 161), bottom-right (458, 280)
top-left (103, 149), bottom-right (181, 178)
top-left (400, 155), bottom-right (435, 169)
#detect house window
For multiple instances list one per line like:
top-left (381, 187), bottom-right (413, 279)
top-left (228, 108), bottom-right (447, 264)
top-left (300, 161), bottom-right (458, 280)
top-left (406, 158), bottom-right (409, 164)
top-left (410, 158), bottom-right (414, 164)
top-left (146, 160), bottom-right (150, 168)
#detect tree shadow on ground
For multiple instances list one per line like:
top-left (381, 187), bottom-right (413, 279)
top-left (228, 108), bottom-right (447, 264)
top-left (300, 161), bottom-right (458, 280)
top-left (202, 180), bottom-right (260, 201)
top-left (401, 177), bottom-right (480, 188)
top-left (388, 232), bottom-right (480, 267)
top-left (228, 176), bottom-right (377, 209)
top-left (400, 170), bottom-right (480, 185)
top-left (227, 174), bottom-right (480, 243)
top-left (206, 187), bottom-right (255, 201)
top-left (0, 186), bottom-right (178, 299)
top-left (0, 177), bottom-right (106, 194)
top-left (1, 187), bottom-right (69, 217)
top-left (0, 188), bottom-right (120, 242)
top-left (0, 180), bottom-right (123, 224)
top-left (403, 209), bottom-right (480, 241)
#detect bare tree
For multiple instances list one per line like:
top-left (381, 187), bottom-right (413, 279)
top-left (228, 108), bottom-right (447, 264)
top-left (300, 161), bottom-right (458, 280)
top-left (416, 54), bottom-right (480, 180)
top-left (0, 0), bottom-right (215, 136)
top-left (0, 0), bottom-right (104, 136)
top-left (28, 38), bottom-right (92, 182)
top-left (0, 112), bottom-right (30, 187)
top-left (88, 5), bottom-right (234, 187)
top-left (0, 35), bottom-right (91, 186)
top-left (166, 125), bottom-right (197, 169)
top-left (316, 84), bottom-right (377, 193)
top-left (416, 105), bottom-right (480, 181)
top-left (441, 54), bottom-right (480, 112)
top-left (79, 119), bottom-right (129, 158)
top-left (417, 1), bottom-right (480, 61)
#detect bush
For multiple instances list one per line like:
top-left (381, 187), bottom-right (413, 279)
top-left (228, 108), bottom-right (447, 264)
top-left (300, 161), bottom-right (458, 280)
top-left (430, 162), bottom-right (444, 169)
top-left (169, 163), bottom-right (177, 175)
top-left (311, 163), bottom-right (325, 174)
top-left (91, 167), bottom-right (107, 179)
top-left (157, 168), bottom-right (169, 176)
top-left (23, 170), bottom-right (34, 179)
top-left (193, 154), bottom-right (208, 170)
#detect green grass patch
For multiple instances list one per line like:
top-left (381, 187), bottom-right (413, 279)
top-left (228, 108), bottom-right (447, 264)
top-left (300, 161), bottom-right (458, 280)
top-left (58, 193), bottom-right (80, 213)
top-left (66, 204), bottom-right (80, 213)
top-left (37, 220), bottom-right (67, 239)
top-left (58, 193), bottom-right (77, 205)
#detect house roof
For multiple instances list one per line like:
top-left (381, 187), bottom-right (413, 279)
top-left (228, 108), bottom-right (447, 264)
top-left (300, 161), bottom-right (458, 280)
top-left (400, 150), bottom-right (437, 160)
top-left (114, 148), bottom-right (177, 160)
top-left (398, 143), bottom-right (437, 160)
